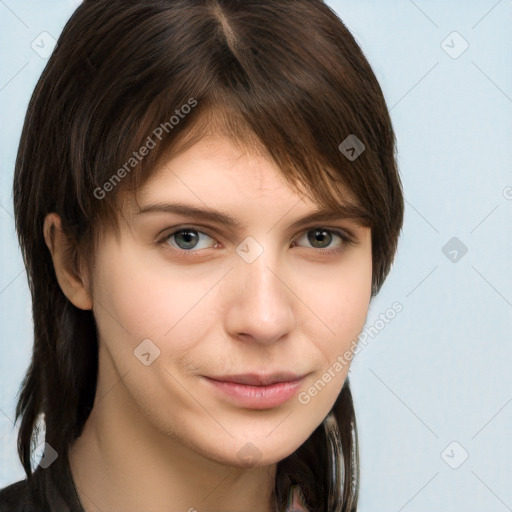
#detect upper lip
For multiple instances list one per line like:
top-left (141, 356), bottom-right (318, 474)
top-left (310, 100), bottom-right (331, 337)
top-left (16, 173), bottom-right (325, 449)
top-left (205, 372), bottom-right (306, 386)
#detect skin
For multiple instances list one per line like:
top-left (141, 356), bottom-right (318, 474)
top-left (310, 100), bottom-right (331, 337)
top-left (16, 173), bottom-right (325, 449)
top-left (44, 134), bottom-right (373, 512)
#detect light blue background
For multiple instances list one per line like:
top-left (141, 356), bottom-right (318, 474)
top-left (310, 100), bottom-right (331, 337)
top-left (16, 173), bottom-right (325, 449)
top-left (1, 1), bottom-right (511, 511)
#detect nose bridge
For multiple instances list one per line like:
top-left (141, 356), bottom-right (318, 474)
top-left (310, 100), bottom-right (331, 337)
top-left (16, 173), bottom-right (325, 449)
top-left (225, 242), bottom-right (297, 343)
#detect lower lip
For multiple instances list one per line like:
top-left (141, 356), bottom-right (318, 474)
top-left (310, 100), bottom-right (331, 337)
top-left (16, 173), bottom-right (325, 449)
top-left (203, 377), bottom-right (303, 409)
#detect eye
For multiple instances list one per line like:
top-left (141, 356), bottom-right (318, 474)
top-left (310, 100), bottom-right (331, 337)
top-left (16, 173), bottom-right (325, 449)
top-left (157, 226), bottom-right (354, 257)
top-left (292, 228), bottom-right (353, 253)
top-left (162, 228), bottom-right (218, 252)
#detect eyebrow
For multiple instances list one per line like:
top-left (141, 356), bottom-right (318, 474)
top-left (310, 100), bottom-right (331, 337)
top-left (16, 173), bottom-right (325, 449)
top-left (135, 202), bottom-right (371, 230)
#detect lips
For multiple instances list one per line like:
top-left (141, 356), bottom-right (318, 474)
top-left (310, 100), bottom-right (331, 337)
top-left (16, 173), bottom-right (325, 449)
top-left (202, 372), bottom-right (308, 409)
top-left (206, 372), bottom-right (305, 386)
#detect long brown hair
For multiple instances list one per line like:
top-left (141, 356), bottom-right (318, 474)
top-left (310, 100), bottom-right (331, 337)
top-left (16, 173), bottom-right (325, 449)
top-left (12, 1), bottom-right (404, 510)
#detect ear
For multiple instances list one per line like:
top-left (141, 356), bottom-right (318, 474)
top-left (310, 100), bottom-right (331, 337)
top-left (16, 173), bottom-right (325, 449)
top-left (43, 213), bottom-right (93, 310)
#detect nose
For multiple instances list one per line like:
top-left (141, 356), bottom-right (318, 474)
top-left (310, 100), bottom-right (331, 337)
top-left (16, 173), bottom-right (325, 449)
top-left (223, 246), bottom-right (298, 345)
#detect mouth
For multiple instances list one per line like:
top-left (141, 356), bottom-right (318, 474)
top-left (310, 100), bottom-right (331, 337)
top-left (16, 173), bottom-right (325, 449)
top-left (202, 372), bottom-right (308, 409)
top-left (206, 372), bottom-right (305, 386)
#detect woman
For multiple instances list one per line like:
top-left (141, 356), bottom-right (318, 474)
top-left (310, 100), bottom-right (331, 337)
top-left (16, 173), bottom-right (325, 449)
top-left (0, 0), bottom-right (404, 510)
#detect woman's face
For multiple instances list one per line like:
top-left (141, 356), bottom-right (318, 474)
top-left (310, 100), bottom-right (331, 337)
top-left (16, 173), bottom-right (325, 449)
top-left (89, 134), bottom-right (372, 467)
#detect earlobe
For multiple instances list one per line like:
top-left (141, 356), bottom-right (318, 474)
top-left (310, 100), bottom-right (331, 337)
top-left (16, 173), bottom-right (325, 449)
top-left (43, 213), bottom-right (93, 311)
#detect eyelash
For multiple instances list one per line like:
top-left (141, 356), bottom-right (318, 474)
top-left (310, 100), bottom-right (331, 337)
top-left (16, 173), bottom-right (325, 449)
top-left (156, 225), bottom-right (356, 258)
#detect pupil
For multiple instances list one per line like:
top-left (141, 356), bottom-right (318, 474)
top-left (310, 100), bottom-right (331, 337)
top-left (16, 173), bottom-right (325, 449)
top-left (308, 229), bottom-right (332, 248)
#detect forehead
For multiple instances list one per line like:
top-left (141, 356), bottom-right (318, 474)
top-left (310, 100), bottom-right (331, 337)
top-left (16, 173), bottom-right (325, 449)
top-left (114, 135), bottom-right (371, 238)
top-left (132, 134), bottom-right (358, 210)
top-left (143, 136), bottom-right (289, 195)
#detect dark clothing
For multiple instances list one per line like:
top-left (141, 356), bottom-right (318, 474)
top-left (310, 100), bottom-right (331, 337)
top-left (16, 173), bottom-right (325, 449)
top-left (0, 453), bottom-right (85, 512)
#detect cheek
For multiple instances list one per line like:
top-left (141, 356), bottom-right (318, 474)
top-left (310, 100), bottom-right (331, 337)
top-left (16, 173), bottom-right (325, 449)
top-left (293, 257), bottom-right (372, 418)
top-left (298, 251), bottom-right (372, 356)
top-left (90, 244), bottom-right (221, 357)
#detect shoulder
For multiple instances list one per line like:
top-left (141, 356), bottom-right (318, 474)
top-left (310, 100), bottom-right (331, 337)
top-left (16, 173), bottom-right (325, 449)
top-left (0, 477), bottom-right (42, 512)
top-left (0, 458), bottom-right (82, 512)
